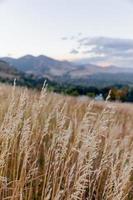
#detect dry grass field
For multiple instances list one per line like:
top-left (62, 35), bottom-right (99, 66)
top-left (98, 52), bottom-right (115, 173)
top-left (0, 83), bottom-right (132, 200)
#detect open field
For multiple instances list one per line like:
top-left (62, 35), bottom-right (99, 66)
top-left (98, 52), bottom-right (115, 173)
top-left (0, 84), bottom-right (132, 200)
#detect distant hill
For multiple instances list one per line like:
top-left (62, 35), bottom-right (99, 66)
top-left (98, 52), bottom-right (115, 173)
top-left (1, 55), bottom-right (133, 87)
top-left (2, 55), bottom-right (133, 76)
top-left (0, 60), bottom-right (49, 88)
top-left (67, 64), bottom-right (133, 79)
top-left (2, 55), bottom-right (76, 79)
top-left (0, 60), bottom-right (21, 80)
top-left (65, 72), bottom-right (133, 87)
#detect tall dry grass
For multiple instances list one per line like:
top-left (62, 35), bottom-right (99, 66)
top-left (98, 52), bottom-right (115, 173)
top-left (0, 83), bottom-right (132, 200)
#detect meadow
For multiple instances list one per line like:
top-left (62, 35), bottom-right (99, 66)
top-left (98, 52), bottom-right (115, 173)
top-left (0, 83), bottom-right (132, 200)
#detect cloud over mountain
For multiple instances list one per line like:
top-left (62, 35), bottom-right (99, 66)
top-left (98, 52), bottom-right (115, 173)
top-left (69, 36), bottom-right (133, 67)
top-left (70, 49), bottom-right (79, 54)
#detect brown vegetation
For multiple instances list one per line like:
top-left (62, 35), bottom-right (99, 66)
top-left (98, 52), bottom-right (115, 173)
top-left (0, 84), bottom-right (132, 200)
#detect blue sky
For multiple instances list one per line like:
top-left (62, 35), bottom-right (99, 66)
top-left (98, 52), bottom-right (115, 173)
top-left (0, 0), bottom-right (133, 66)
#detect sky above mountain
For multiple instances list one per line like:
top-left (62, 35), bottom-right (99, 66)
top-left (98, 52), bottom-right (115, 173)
top-left (0, 0), bottom-right (133, 67)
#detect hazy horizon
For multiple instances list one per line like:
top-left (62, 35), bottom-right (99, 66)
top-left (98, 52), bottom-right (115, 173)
top-left (0, 0), bottom-right (133, 67)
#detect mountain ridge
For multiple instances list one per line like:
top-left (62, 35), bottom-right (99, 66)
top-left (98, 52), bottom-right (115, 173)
top-left (1, 55), bottom-right (76, 78)
top-left (1, 55), bottom-right (133, 87)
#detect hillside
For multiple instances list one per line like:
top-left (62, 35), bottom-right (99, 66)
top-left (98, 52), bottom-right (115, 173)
top-left (64, 72), bottom-right (133, 87)
top-left (2, 55), bottom-right (76, 78)
top-left (0, 59), bottom-right (52, 89)
top-left (2, 55), bottom-right (133, 87)
top-left (0, 84), bottom-right (132, 199)
top-left (0, 60), bottom-right (20, 79)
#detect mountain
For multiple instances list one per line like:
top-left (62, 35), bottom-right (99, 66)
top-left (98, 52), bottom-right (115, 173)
top-left (2, 55), bottom-right (133, 78)
top-left (66, 72), bottom-right (133, 87)
top-left (0, 60), bottom-right (22, 80)
top-left (67, 64), bottom-right (133, 78)
top-left (1, 55), bottom-right (133, 88)
top-left (0, 60), bottom-right (51, 88)
top-left (2, 55), bottom-right (77, 79)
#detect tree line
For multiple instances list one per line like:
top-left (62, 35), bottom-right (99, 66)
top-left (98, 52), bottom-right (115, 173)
top-left (48, 83), bottom-right (133, 102)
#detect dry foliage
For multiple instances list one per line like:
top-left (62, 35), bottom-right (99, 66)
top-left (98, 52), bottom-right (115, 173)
top-left (0, 84), bottom-right (132, 200)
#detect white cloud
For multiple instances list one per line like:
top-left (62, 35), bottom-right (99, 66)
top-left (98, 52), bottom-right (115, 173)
top-left (70, 36), bottom-right (133, 67)
top-left (70, 49), bottom-right (79, 54)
